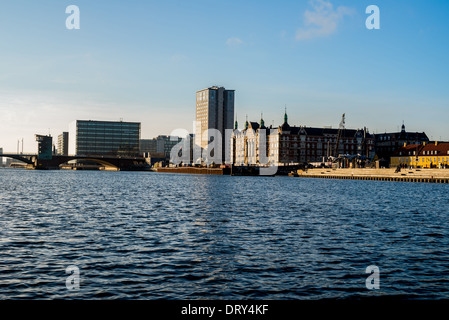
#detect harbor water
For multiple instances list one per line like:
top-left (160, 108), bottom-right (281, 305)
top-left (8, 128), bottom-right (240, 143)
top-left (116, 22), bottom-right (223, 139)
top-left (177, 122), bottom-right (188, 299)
top-left (1, 168), bottom-right (448, 299)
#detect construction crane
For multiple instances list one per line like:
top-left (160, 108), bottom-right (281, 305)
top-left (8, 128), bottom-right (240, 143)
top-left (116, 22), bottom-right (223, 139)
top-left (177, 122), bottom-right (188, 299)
top-left (334, 113), bottom-right (345, 158)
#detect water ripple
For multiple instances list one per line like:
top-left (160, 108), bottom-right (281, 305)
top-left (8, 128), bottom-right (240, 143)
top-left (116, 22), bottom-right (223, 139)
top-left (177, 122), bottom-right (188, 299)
top-left (1, 169), bottom-right (449, 299)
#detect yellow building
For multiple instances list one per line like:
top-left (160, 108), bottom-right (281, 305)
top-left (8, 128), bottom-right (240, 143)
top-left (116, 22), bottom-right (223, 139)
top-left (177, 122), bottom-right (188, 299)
top-left (391, 142), bottom-right (449, 168)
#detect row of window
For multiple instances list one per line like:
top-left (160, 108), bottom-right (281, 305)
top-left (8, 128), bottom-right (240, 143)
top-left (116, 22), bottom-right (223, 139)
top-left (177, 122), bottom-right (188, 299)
top-left (78, 143), bottom-right (139, 147)
top-left (78, 147), bottom-right (138, 151)
top-left (77, 122), bottom-right (139, 127)
top-left (77, 138), bottom-right (139, 143)
top-left (423, 150), bottom-right (449, 155)
top-left (77, 142), bottom-right (140, 147)
top-left (398, 157), bottom-right (449, 163)
top-left (76, 131), bottom-right (139, 136)
top-left (77, 126), bottom-right (140, 132)
top-left (77, 136), bottom-right (139, 139)
top-left (77, 130), bottom-right (140, 134)
top-left (400, 150), bottom-right (449, 156)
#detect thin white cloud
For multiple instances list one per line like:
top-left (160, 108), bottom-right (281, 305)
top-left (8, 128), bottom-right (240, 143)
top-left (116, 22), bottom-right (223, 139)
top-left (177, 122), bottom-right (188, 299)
top-left (226, 37), bottom-right (243, 47)
top-left (295, 0), bottom-right (354, 40)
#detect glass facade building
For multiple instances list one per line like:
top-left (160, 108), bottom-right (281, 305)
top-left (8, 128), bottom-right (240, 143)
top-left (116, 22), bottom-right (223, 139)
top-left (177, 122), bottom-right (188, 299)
top-left (69, 120), bottom-right (141, 156)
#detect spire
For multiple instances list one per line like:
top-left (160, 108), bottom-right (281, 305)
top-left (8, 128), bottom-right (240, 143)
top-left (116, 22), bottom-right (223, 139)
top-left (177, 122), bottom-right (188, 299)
top-left (281, 106), bottom-right (290, 131)
top-left (284, 105), bottom-right (288, 124)
top-left (401, 121), bottom-right (405, 133)
top-left (260, 112), bottom-right (265, 128)
top-left (234, 114), bottom-right (238, 130)
top-left (245, 114), bottom-right (249, 130)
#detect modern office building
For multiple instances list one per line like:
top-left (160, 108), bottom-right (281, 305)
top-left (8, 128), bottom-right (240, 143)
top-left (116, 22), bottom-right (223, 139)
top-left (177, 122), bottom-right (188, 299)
top-left (35, 134), bottom-right (53, 160)
top-left (57, 132), bottom-right (69, 156)
top-left (69, 120), bottom-right (141, 156)
top-left (140, 139), bottom-right (158, 155)
top-left (195, 86), bottom-right (234, 163)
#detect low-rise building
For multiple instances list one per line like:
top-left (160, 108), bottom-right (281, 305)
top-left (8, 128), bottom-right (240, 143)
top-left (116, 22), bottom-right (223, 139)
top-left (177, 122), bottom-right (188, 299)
top-left (391, 142), bottom-right (449, 168)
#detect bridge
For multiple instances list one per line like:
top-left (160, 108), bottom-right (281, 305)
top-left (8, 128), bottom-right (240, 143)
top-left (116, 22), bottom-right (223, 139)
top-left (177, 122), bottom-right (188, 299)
top-left (0, 153), bottom-right (148, 171)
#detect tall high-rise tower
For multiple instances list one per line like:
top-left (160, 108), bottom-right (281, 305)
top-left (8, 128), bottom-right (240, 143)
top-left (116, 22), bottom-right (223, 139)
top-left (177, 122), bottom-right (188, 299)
top-left (195, 86), bottom-right (234, 163)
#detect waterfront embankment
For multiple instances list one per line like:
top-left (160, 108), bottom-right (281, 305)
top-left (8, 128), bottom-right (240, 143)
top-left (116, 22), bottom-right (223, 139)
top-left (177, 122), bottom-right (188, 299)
top-left (156, 167), bottom-right (230, 175)
top-left (290, 168), bottom-right (449, 183)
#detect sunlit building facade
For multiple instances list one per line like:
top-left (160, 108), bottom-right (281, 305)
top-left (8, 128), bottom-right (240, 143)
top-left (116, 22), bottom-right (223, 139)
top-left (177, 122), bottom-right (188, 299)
top-left (57, 132), bottom-right (69, 156)
top-left (391, 142), bottom-right (449, 168)
top-left (195, 86), bottom-right (234, 163)
top-left (231, 112), bottom-right (375, 166)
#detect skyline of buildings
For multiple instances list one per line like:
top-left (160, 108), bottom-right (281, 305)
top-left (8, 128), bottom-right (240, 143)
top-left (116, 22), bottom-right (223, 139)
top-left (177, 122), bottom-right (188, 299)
top-left (0, 86), bottom-right (442, 170)
top-left (0, 85), bottom-right (445, 169)
top-left (0, 86), bottom-right (445, 157)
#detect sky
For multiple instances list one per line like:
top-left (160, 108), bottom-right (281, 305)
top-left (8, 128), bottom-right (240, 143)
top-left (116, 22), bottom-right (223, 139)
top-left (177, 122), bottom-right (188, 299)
top-left (0, 0), bottom-right (448, 153)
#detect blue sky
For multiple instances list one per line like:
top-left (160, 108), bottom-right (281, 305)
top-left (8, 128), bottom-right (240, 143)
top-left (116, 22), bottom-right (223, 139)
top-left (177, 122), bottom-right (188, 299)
top-left (1, 0), bottom-right (448, 152)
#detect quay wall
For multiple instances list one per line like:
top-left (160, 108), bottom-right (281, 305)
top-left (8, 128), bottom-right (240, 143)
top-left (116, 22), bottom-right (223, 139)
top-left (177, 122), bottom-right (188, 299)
top-left (291, 168), bottom-right (449, 184)
top-left (156, 167), bottom-right (230, 175)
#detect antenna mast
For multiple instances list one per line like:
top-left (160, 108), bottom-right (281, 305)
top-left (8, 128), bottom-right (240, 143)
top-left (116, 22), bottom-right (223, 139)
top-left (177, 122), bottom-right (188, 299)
top-left (334, 113), bottom-right (345, 158)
